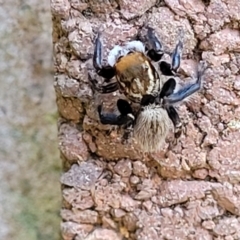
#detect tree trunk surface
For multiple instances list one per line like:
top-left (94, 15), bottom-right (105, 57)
top-left (51, 0), bottom-right (240, 239)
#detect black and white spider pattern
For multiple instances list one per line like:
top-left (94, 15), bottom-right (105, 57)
top-left (89, 27), bottom-right (207, 152)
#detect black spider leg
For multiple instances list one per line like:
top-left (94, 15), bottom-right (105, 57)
top-left (145, 27), bottom-right (164, 62)
top-left (166, 106), bottom-right (182, 139)
top-left (88, 75), bottom-right (119, 93)
top-left (93, 33), bottom-right (116, 79)
top-left (160, 78), bottom-right (183, 140)
top-left (163, 61), bottom-right (207, 106)
top-left (163, 61), bottom-right (208, 144)
top-left (98, 99), bottom-right (135, 142)
top-left (89, 33), bottom-right (118, 94)
top-left (159, 78), bottom-right (176, 99)
top-left (98, 99), bottom-right (135, 126)
top-left (159, 30), bottom-right (184, 76)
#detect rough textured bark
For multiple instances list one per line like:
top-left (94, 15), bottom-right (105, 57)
top-left (51, 0), bottom-right (240, 239)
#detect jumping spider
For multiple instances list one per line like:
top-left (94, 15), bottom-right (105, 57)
top-left (89, 27), bottom-right (207, 152)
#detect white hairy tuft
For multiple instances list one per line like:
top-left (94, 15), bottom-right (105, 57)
top-left (124, 41), bottom-right (145, 53)
top-left (133, 105), bottom-right (172, 153)
top-left (107, 41), bottom-right (145, 67)
top-left (107, 45), bottom-right (125, 67)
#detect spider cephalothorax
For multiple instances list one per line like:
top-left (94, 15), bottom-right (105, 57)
top-left (89, 27), bottom-right (207, 152)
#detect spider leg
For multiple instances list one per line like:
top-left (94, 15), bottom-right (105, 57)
top-left (159, 29), bottom-right (184, 76)
top-left (93, 33), bottom-right (116, 80)
top-left (171, 37), bottom-right (183, 73)
top-left (90, 33), bottom-right (118, 93)
top-left (98, 99), bottom-right (135, 126)
top-left (88, 73), bottom-right (118, 93)
top-left (163, 61), bottom-right (207, 106)
top-left (166, 106), bottom-right (182, 139)
top-left (166, 106), bottom-right (183, 149)
top-left (160, 78), bottom-right (176, 98)
top-left (160, 78), bottom-right (182, 140)
top-left (146, 27), bottom-right (164, 62)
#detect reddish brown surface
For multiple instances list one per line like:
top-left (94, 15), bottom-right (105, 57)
top-left (51, 0), bottom-right (240, 239)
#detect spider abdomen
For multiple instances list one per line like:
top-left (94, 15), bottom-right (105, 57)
top-left (133, 105), bottom-right (172, 152)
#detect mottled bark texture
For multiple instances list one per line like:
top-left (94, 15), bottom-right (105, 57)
top-left (51, 0), bottom-right (240, 239)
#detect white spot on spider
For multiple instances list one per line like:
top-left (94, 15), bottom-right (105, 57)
top-left (107, 41), bottom-right (145, 66)
top-left (127, 113), bottom-right (135, 120)
top-left (108, 45), bottom-right (125, 67)
top-left (142, 63), bottom-right (149, 70)
top-left (133, 78), bottom-right (144, 92)
top-left (145, 61), bottom-right (158, 95)
top-left (124, 41), bottom-right (145, 53)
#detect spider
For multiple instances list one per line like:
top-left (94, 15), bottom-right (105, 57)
top-left (88, 27), bottom-right (207, 152)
